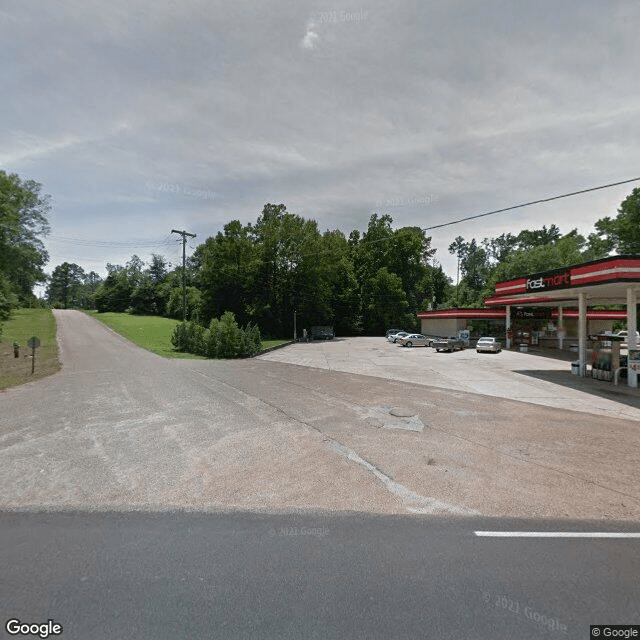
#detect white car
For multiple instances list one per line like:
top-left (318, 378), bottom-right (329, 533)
top-left (387, 331), bottom-right (409, 343)
top-left (476, 337), bottom-right (502, 353)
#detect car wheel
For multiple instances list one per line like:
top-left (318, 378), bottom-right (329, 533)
top-left (406, 342), bottom-right (412, 347)
top-left (476, 350), bottom-right (480, 353)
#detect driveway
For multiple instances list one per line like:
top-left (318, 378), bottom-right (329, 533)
top-left (1, 311), bottom-right (639, 520)
top-left (259, 337), bottom-right (640, 421)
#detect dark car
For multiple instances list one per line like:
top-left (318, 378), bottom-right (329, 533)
top-left (310, 326), bottom-right (334, 340)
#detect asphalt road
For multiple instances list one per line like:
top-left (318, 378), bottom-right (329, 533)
top-left (1, 311), bottom-right (639, 638)
top-left (2, 510), bottom-right (639, 640)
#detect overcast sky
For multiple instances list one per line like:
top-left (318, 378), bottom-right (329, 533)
top-left (3, 0), bottom-right (640, 286)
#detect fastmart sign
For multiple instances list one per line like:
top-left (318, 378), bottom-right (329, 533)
top-left (526, 267), bottom-right (571, 292)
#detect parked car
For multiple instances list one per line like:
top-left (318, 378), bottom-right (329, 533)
top-left (397, 333), bottom-right (431, 347)
top-left (387, 331), bottom-right (409, 343)
top-left (476, 336), bottom-right (502, 353)
top-left (385, 328), bottom-right (404, 338)
top-left (310, 325), bottom-right (334, 340)
top-left (614, 330), bottom-right (639, 349)
top-left (431, 336), bottom-right (465, 352)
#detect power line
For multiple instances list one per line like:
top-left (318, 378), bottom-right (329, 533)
top-left (423, 177), bottom-right (640, 231)
top-left (46, 234), bottom-right (175, 248)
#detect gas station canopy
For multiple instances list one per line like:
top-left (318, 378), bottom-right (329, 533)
top-left (484, 255), bottom-right (640, 386)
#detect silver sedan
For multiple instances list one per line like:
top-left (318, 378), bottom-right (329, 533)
top-left (397, 333), bottom-right (432, 347)
top-left (476, 337), bottom-right (502, 353)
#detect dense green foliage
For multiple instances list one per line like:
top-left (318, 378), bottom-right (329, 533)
top-left (43, 187), bottom-right (640, 337)
top-left (0, 171), bottom-right (51, 306)
top-left (46, 262), bottom-right (102, 309)
top-left (187, 205), bottom-right (443, 336)
top-left (0, 171), bottom-right (52, 336)
top-left (171, 311), bottom-right (261, 358)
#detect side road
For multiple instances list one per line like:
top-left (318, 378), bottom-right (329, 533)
top-left (0, 310), bottom-right (638, 520)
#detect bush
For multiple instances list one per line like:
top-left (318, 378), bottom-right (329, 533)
top-left (218, 311), bottom-right (241, 357)
top-left (171, 321), bottom-right (189, 351)
top-left (171, 312), bottom-right (262, 358)
top-left (206, 317), bottom-right (221, 357)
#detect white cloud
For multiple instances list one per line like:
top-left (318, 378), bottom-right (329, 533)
top-left (301, 18), bottom-right (319, 49)
top-left (301, 29), bottom-right (319, 49)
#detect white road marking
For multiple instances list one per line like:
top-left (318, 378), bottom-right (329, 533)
top-left (474, 531), bottom-right (640, 538)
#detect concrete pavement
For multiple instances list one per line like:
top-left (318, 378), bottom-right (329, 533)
top-left (259, 337), bottom-right (640, 420)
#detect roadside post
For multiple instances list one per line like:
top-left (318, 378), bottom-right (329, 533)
top-left (628, 349), bottom-right (640, 380)
top-left (27, 336), bottom-right (40, 375)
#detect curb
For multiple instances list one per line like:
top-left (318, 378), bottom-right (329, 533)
top-left (254, 340), bottom-right (296, 357)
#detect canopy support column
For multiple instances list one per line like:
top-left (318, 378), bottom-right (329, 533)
top-left (578, 293), bottom-right (587, 376)
top-left (627, 287), bottom-right (637, 388)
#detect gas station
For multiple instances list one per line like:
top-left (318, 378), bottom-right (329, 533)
top-left (483, 255), bottom-right (640, 388)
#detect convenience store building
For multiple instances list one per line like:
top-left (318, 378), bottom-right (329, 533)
top-left (418, 255), bottom-right (640, 387)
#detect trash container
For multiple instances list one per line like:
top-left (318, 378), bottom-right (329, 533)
top-left (571, 361), bottom-right (580, 375)
top-left (519, 343), bottom-right (528, 353)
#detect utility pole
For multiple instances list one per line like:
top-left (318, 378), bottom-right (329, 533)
top-left (294, 310), bottom-right (297, 341)
top-left (171, 229), bottom-right (197, 321)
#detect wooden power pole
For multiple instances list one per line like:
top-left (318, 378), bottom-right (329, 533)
top-left (171, 229), bottom-right (197, 321)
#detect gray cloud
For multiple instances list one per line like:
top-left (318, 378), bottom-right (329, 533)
top-left (2, 0), bottom-right (640, 280)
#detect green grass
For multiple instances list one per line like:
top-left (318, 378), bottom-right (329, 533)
top-left (86, 312), bottom-right (292, 359)
top-left (85, 311), bottom-right (206, 359)
top-left (0, 308), bottom-right (61, 390)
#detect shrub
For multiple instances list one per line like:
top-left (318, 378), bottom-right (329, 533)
top-left (171, 313), bottom-right (262, 358)
top-left (206, 317), bottom-right (221, 357)
top-left (190, 322), bottom-right (207, 355)
top-left (171, 321), bottom-right (189, 351)
top-left (218, 311), bottom-right (241, 357)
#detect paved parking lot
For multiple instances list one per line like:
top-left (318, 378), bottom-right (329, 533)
top-left (259, 337), bottom-right (640, 421)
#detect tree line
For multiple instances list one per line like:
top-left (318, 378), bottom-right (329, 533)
top-left (54, 204), bottom-right (449, 336)
top-left (2, 167), bottom-right (640, 339)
